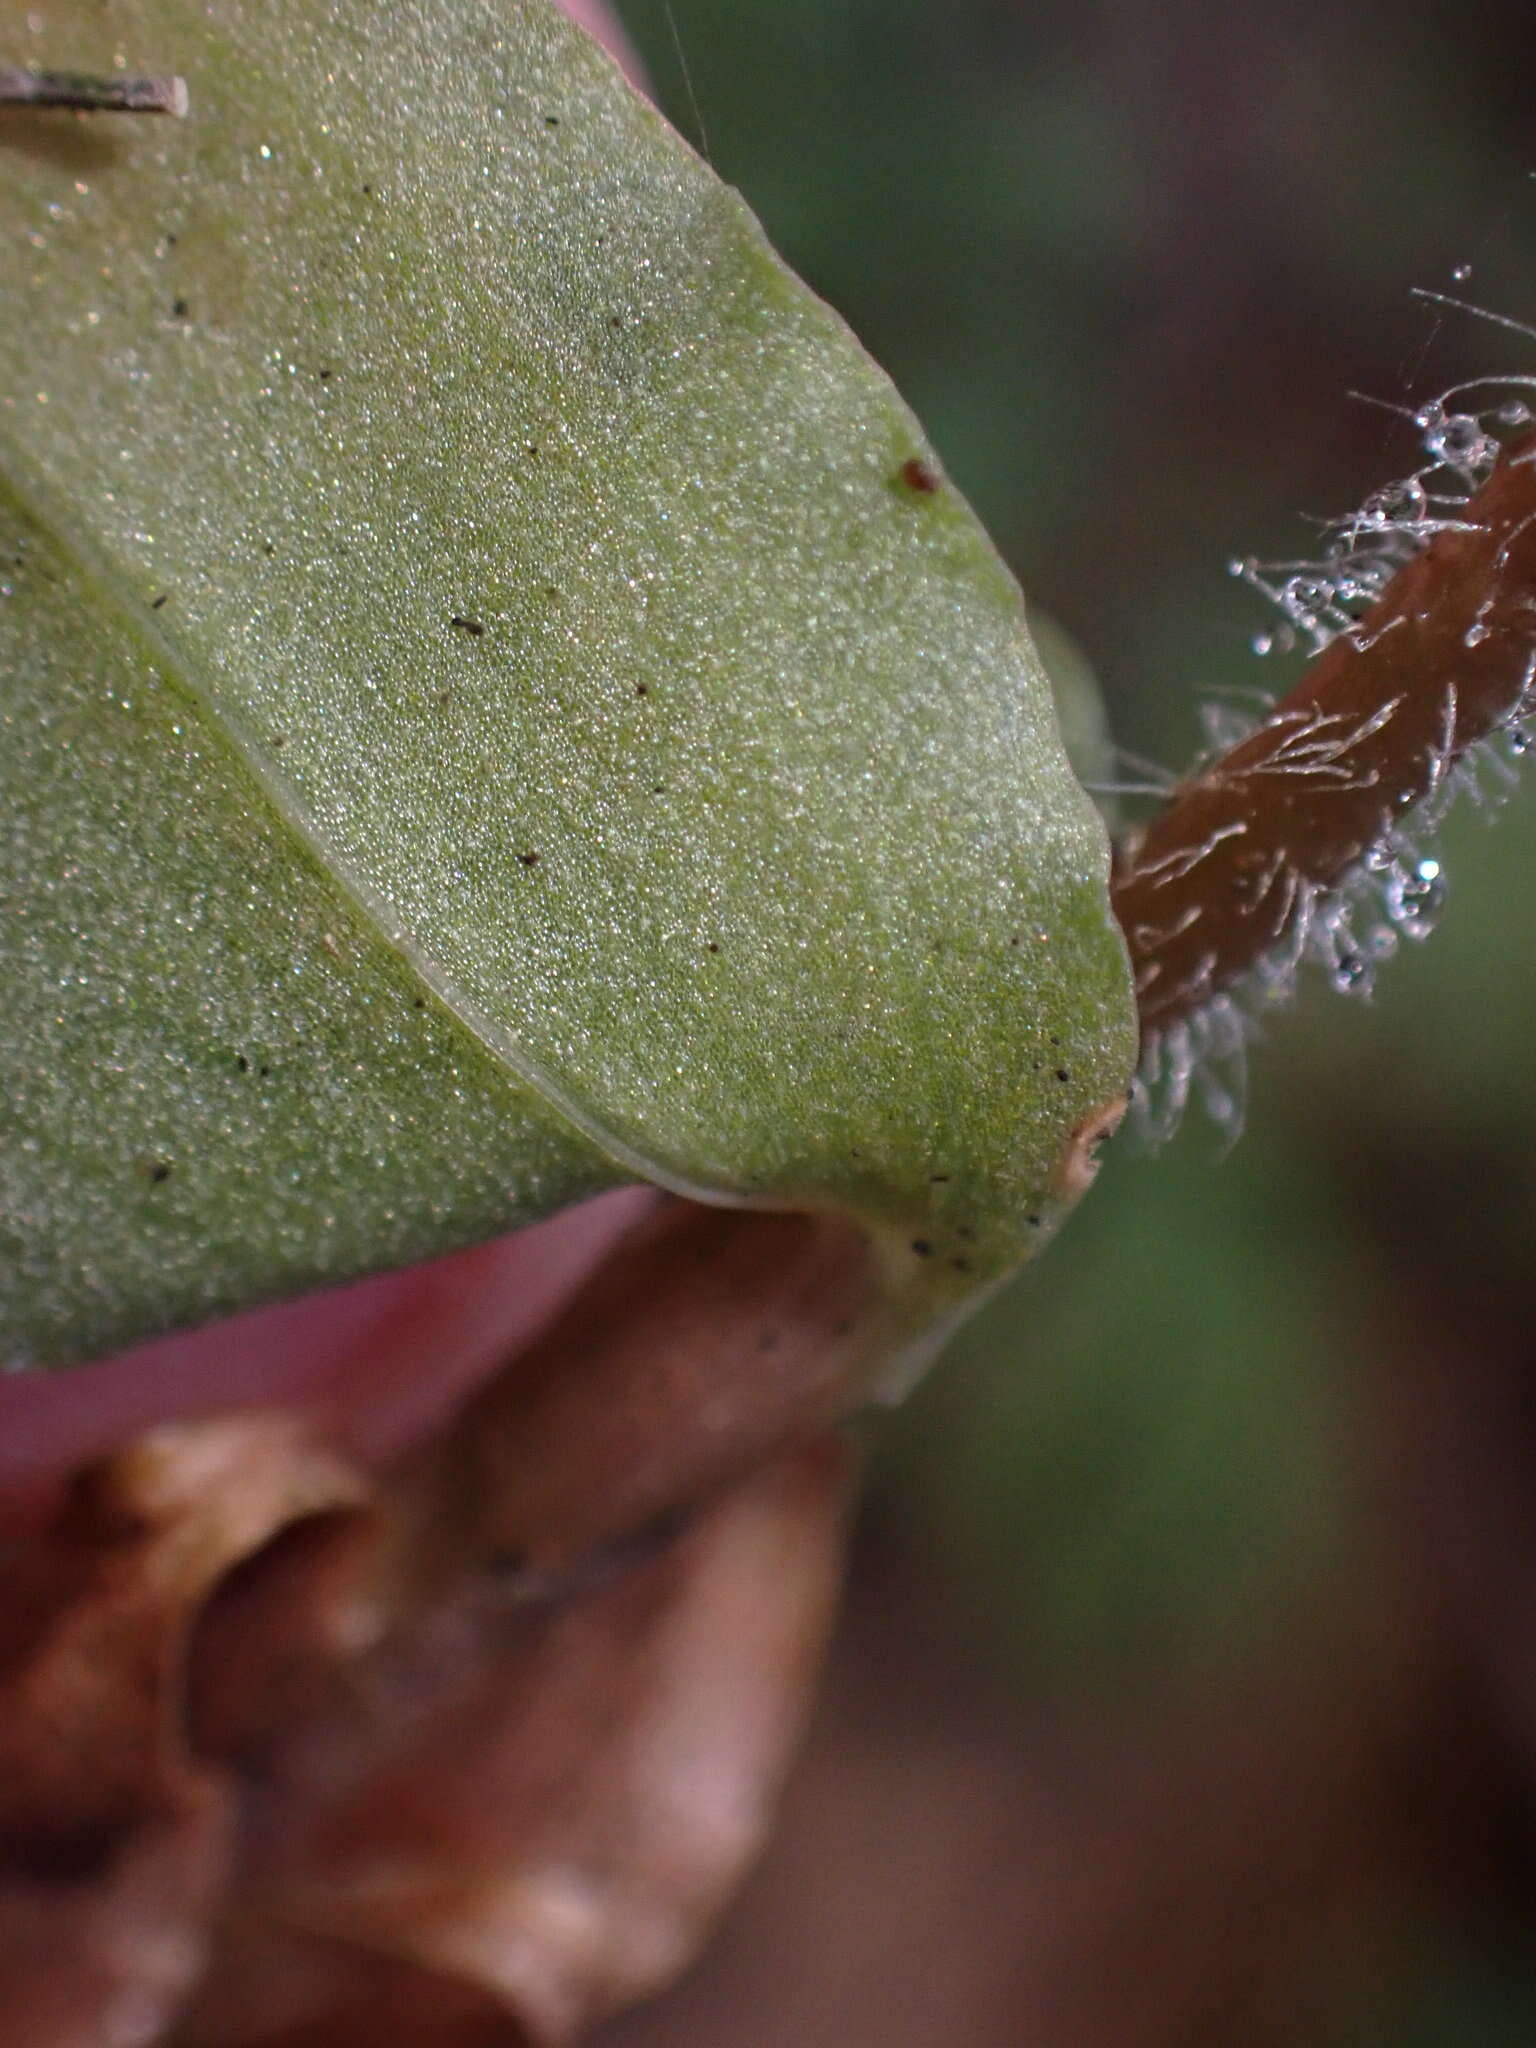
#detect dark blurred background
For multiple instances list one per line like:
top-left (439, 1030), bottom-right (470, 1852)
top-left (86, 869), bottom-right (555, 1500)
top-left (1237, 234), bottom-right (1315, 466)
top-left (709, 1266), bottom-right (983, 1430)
top-left (601, 3), bottom-right (1536, 2039)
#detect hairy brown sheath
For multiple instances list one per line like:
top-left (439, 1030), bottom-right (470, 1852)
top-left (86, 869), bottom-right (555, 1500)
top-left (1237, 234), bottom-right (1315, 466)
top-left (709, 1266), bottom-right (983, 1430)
top-left (1112, 434), bottom-right (1536, 1041)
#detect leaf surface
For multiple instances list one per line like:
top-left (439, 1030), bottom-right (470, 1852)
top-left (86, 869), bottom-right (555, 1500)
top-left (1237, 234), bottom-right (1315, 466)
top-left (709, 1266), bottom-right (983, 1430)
top-left (0, 0), bottom-right (1135, 1368)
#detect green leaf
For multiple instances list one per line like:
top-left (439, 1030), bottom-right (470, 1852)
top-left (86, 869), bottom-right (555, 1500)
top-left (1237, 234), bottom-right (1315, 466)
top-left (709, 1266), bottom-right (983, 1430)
top-left (0, 0), bottom-right (1135, 1370)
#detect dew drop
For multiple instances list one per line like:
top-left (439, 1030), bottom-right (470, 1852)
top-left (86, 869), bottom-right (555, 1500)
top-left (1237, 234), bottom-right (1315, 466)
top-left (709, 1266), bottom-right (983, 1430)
top-left (1360, 476), bottom-right (1428, 529)
top-left (1385, 856), bottom-right (1445, 936)
top-left (1195, 1068), bottom-right (1238, 1134)
top-left (1331, 949), bottom-right (1372, 994)
top-left (1423, 409), bottom-right (1497, 475)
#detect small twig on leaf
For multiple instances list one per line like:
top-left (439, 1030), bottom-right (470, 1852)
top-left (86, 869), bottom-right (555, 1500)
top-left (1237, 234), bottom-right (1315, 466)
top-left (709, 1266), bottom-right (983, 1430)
top-left (0, 65), bottom-right (188, 116)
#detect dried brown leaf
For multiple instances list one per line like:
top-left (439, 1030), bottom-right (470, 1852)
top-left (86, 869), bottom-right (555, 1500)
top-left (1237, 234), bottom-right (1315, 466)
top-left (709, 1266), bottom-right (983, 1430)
top-left (0, 1185), bottom-right (879, 2047)
top-left (389, 1201), bottom-right (886, 1582)
top-left (179, 1439), bottom-right (853, 2046)
top-left (0, 1418), bottom-right (366, 2046)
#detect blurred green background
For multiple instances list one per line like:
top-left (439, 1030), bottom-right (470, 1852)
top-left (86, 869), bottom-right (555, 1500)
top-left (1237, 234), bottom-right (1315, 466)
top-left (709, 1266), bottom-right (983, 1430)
top-left (601, 3), bottom-right (1536, 2042)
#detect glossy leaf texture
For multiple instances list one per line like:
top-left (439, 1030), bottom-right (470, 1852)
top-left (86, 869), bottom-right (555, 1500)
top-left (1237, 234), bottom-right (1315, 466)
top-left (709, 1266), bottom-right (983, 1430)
top-left (0, 0), bottom-right (1135, 1370)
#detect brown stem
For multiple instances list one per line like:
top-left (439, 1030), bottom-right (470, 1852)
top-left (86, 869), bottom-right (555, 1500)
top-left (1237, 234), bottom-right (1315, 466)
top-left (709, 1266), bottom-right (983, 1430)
top-left (0, 65), bottom-right (187, 116)
top-left (1112, 436), bottom-right (1536, 1039)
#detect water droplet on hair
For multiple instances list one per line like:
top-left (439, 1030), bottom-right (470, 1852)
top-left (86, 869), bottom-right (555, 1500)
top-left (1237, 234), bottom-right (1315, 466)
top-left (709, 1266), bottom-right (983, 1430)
top-left (1385, 857), bottom-right (1444, 936)
top-left (1331, 949), bottom-right (1372, 994)
top-left (1360, 476), bottom-right (1428, 529)
top-left (1422, 408), bottom-right (1497, 475)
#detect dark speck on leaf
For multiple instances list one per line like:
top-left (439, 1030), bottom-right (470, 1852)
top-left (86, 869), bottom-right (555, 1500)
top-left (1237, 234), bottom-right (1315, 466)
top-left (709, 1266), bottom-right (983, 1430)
top-left (1026, 1214), bottom-right (1043, 1229)
top-left (271, 733), bottom-right (287, 748)
top-left (1056, 1067), bottom-right (1070, 1083)
top-left (413, 997), bottom-right (427, 1010)
top-left (911, 1238), bottom-right (933, 1257)
top-left (635, 683), bottom-right (648, 697)
top-left (707, 942), bottom-right (720, 953)
top-left (451, 615), bottom-right (485, 637)
top-left (545, 114), bottom-right (560, 126)
top-left (951, 1256), bottom-right (973, 1274)
top-left (929, 1173), bottom-right (950, 1183)
top-left (899, 456), bottom-right (940, 493)
top-left (149, 1163), bottom-right (173, 1184)
top-left (609, 314), bottom-right (624, 329)
top-left (235, 1054), bottom-right (250, 1073)
top-left (527, 444), bottom-right (539, 457)
top-left (518, 851), bottom-right (539, 868)
top-left (150, 594), bottom-right (167, 610)
top-left (172, 298), bottom-right (189, 318)
top-left (318, 368), bottom-right (332, 380)
top-left (259, 1066), bottom-right (271, 1079)
top-left (262, 542), bottom-right (276, 557)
